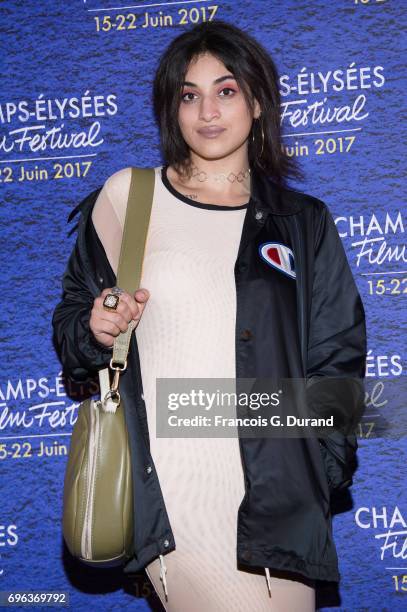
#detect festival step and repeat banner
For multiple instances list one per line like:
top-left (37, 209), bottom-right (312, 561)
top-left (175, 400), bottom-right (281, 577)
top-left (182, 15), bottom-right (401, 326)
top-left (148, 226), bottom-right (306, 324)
top-left (1, 1), bottom-right (405, 610)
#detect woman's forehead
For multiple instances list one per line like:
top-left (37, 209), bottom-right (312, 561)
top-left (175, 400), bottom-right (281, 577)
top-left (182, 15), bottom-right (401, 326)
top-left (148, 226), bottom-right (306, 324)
top-left (184, 53), bottom-right (229, 77)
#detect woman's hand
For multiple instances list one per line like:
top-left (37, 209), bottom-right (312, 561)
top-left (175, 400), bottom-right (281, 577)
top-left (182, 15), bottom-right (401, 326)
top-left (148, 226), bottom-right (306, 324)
top-left (89, 287), bottom-right (150, 348)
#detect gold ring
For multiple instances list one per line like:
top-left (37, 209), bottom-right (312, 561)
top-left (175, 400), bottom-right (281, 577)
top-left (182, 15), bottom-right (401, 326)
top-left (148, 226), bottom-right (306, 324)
top-left (103, 293), bottom-right (120, 311)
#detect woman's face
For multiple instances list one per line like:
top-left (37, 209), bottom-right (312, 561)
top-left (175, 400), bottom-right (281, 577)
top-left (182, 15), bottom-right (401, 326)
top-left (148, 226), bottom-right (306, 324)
top-left (178, 53), bottom-right (260, 162)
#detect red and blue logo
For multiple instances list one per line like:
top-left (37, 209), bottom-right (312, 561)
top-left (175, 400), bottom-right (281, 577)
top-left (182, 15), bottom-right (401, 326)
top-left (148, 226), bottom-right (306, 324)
top-left (259, 242), bottom-right (296, 279)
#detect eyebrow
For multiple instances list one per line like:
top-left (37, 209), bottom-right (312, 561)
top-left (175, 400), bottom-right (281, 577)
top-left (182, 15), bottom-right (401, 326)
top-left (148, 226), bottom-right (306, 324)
top-left (182, 75), bottom-right (237, 87)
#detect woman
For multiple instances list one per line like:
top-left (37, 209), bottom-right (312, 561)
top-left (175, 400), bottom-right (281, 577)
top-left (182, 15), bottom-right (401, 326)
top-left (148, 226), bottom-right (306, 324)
top-left (53, 20), bottom-right (366, 612)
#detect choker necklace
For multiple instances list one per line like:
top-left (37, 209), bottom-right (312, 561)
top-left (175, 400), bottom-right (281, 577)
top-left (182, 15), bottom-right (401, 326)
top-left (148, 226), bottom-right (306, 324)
top-left (189, 164), bottom-right (251, 184)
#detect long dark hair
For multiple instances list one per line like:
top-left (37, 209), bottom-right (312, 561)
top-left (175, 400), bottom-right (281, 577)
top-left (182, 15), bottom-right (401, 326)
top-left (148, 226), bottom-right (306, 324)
top-left (153, 20), bottom-right (303, 187)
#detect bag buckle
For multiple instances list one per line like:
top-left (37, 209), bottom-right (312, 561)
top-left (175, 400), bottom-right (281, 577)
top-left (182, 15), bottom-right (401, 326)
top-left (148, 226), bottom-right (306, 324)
top-left (101, 359), bottom-right (128, 409)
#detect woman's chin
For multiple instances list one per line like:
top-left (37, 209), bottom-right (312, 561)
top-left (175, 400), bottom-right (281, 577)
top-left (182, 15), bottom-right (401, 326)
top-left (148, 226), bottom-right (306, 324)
top-left (188, 142), bottom-right (246, 162)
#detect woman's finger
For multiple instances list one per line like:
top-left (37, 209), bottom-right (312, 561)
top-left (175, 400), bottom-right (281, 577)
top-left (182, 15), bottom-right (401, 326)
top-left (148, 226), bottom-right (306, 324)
top-left (98, 311), bottom-right (132, 333)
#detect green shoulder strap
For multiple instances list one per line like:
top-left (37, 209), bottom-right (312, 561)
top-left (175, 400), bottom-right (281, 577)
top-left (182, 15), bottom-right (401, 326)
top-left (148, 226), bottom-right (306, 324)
top-left (111, 167), bottom-right (155, 369)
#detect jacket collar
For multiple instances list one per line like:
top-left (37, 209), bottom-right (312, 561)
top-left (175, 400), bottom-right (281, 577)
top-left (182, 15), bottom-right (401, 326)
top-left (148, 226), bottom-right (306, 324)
top-left (249, 165), bottom-right (305, 220)
top-left (67, 186), bottom-right (102, 226)
top-left (236, 167), bottom-right (304, 260)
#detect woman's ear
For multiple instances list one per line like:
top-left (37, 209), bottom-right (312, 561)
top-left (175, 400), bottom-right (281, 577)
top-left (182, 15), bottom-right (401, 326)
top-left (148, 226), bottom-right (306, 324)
top-left (253, 98), bottom-right (261, 119)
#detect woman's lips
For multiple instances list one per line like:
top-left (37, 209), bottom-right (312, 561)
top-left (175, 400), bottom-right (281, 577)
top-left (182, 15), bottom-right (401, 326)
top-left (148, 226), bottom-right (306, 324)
top-left (197, 127), bottom-right (226, 138)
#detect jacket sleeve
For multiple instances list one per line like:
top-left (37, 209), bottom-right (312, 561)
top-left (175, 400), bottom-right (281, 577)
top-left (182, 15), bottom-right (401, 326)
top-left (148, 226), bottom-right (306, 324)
top-left (52, 214), bottom-right (114, 383)
top-left (306, 202), bottom-right (367, 492)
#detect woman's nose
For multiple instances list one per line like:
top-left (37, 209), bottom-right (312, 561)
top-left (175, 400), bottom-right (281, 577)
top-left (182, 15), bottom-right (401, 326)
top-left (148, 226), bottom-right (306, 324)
top-left (199, 96), bottom-right (220, 122)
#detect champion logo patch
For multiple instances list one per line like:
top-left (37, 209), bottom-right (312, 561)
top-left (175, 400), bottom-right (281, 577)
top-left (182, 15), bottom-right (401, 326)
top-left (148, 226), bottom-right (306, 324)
top-left (259, 242), bottom-right (296, 279)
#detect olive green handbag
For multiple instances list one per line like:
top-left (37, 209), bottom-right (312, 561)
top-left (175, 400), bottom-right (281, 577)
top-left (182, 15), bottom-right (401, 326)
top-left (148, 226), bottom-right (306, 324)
top-left (62, 167), bottom-right (155, 567)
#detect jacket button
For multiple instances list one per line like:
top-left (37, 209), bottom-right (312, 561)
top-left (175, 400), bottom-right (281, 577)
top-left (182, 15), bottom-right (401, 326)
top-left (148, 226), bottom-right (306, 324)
top-left (146, 465), bottom-right (152, 474)
top-left (255, 211), bottom-right (263, 220)
top-left (240, 329), bottom-right (253, 341)
top-left (163, 539), bottom-right (169, 548)
top-left (241, 550), bottom-right (252, 561)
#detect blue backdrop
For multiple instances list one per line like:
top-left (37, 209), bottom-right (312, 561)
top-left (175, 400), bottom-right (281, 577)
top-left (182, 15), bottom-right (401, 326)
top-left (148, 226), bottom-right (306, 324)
top-left (1, 1), bottom-right (406, 610)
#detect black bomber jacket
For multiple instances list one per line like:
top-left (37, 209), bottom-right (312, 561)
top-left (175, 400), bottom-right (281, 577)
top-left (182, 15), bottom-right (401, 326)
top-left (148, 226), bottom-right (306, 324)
top-left (52, 165), bottom-right (367, 585)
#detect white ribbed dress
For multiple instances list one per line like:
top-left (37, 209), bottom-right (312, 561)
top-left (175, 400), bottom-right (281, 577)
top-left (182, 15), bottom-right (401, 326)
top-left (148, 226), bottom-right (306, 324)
top-left (91, 165), bottom-right (315, 612)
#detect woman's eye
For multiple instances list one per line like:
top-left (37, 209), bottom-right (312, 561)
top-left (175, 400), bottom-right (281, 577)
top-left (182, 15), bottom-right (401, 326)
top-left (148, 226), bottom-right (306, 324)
top-left (181, 92), bottom-right (197, 103)
top-left (219, 87), bottom-right (236, 97)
